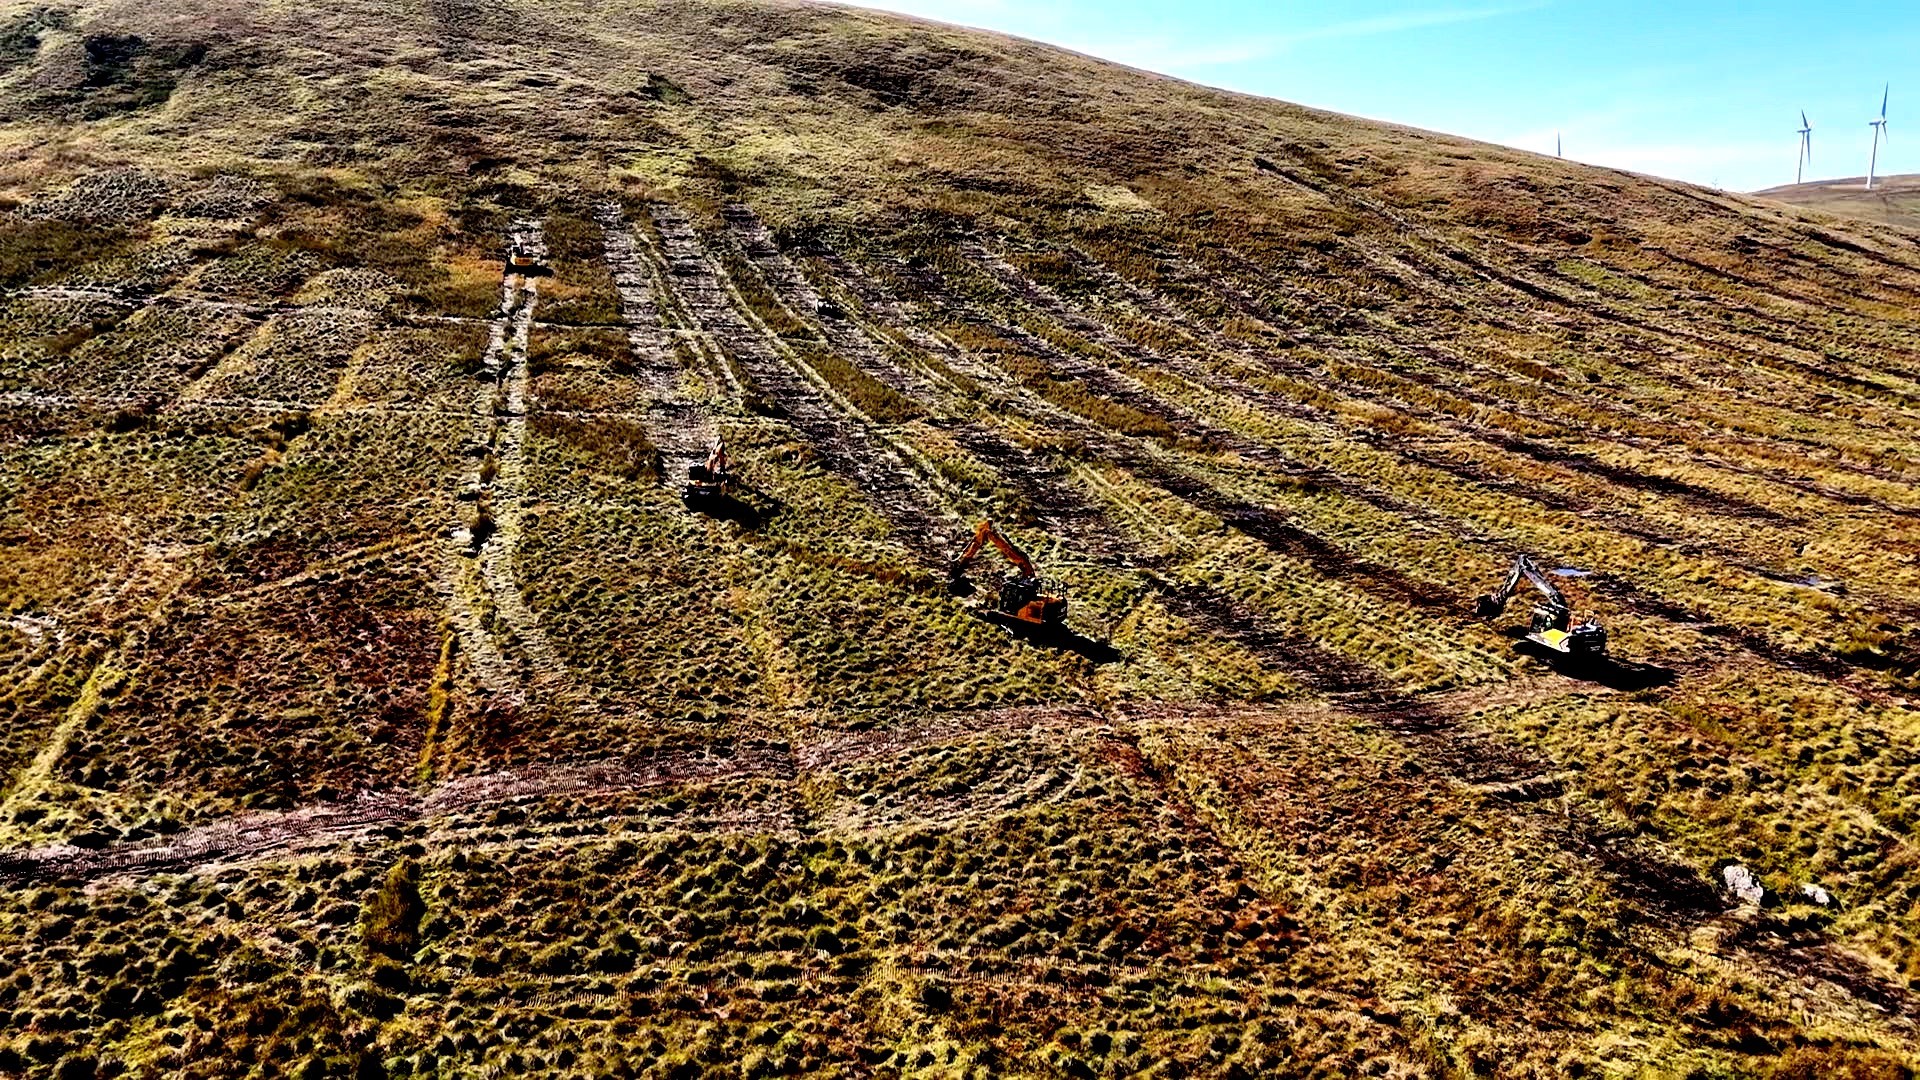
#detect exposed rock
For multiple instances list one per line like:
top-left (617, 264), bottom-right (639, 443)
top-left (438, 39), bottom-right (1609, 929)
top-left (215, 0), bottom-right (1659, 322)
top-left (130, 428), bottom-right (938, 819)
top-left (1800, 883), bottom-right (1833, 907)
top-left (1722, 863), bottom-right (1765, 907)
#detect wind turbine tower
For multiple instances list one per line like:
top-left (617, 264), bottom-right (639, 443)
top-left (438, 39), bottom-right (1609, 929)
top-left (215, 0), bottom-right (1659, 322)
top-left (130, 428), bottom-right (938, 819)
top-left (1556, 132), bottom-right (1562, 159)
top-left (1868, 85), bottom-right (1890, 190)
top-left (1797, 111), bottom-right (1812, 185)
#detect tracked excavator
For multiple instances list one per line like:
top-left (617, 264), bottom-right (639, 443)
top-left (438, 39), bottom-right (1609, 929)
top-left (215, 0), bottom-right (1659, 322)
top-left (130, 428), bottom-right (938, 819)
top-left (1474, 553), bottom-right (1608, 658)
top-left (683, 439), bottom-right (732, 504)
top-left (505, 233), bottom-right (551, 277)
top-left (948, 520), bottom-right (1067, 629)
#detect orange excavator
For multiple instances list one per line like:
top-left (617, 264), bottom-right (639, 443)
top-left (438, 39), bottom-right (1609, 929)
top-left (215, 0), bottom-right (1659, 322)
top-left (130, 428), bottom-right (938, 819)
top-left (947, 519), bottom-right (1067, 628)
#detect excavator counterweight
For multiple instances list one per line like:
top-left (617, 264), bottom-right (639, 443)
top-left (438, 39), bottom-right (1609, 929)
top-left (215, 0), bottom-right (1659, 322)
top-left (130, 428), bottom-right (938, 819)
top-left (948, 519), bottom-right (1067, 629)
top-left (1474, 553), bottom-right (1608, 658)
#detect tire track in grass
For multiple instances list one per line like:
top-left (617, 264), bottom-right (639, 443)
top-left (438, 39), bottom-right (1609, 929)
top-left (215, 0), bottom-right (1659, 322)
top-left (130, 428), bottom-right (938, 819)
top-left (1011, 244), bottom-right (1916, 679)
top-left (481, 223), bottom-right (580, 706)
top-left (435, 224), bottom-right (589, 776)
top-left (594, 200), bottom-right (717, 482)
top-left (0, 745), bottom-right (793, 886)
top-left (0, 705), bottom-right (1105, 886)
top-left (649, 203), bottom-right (965, 564)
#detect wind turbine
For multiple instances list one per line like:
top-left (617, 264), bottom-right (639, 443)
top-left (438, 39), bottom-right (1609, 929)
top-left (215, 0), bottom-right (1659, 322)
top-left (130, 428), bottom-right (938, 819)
top-left (1868, 84), bottom-right (1889, 190)
top-left (1556, 132), bottom-right (1562, 159)
top-left (1797, 111), bottom-right (1812, 185)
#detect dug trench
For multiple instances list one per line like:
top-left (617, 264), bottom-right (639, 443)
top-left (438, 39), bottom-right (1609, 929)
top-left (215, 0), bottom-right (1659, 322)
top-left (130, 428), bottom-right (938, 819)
top-left (683, 207), bottom-right (1918, 1019)
top-left (690, 205), bottom-right (1751, 934)
top-left (940, 242), bottom-right (1919, 688)
top-left (0, 705), bottom-right (1100, 887)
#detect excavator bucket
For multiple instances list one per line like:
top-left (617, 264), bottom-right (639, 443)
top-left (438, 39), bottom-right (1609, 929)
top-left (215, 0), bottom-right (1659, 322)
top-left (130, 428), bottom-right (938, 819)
top-left (1471, 592), bottom-right (1503, 618)
top-left (946, 570), bottom-right (977, 598)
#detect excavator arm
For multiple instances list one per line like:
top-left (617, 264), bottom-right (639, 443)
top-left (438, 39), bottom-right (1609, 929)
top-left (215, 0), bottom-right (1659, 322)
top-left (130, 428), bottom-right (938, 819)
top-left (684, 438), bottom-right (732, 502)
top-left (950, 520), bottom-right (1038, 581)
top-left (1473, 554), bottom-right (1568, 618)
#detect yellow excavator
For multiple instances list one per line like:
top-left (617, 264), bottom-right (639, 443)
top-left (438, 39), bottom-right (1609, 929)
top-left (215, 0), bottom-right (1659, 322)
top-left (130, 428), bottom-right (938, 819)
top-left (1473, 553), bottom-right (1608, 658)
top-left (683, 439), bottom-right (732, 504)
top-left (948, 519), bottom-right (1067, 628)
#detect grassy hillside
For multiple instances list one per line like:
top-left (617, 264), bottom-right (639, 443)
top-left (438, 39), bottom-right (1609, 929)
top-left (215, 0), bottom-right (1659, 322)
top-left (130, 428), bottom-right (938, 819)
top-left (1758, 174), bottom-right (1920, 230)
top-left (7, 0), bottom-right (1920, 1076)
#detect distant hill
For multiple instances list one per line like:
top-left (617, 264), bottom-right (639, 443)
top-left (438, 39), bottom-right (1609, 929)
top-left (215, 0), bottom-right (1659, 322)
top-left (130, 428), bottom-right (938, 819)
top-left (1757, 173), bottom-right (1920, 229)
top-left (6, 0), bottom-right (1920, 1076)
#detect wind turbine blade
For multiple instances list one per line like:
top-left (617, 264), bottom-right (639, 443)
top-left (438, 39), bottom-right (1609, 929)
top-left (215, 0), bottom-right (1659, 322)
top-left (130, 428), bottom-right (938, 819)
top-left (1883, 84), bottom-right (1890, 117)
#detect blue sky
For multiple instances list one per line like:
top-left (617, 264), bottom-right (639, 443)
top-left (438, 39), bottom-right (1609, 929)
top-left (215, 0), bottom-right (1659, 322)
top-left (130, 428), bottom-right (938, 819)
top-left (847, 0), bottom-right (1914, 192)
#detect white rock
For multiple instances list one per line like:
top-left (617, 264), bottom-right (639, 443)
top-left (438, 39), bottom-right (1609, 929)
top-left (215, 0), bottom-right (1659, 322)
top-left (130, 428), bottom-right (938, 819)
top-left (1799, 883), bottom-right (1833, 906)
top-left (1722, 863), bottom-right (1765, 907)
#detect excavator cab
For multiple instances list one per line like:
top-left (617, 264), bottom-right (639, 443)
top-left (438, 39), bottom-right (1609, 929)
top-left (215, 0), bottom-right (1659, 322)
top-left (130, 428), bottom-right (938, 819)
top-left (996, 574), bottom-right (1067, 627)
top-left (949, 520), bottom-right (1067, 629)
top-left (1476, 554), bottom-right (1609, 659)
top-left (1527, 604), bottom-right (1608, 657)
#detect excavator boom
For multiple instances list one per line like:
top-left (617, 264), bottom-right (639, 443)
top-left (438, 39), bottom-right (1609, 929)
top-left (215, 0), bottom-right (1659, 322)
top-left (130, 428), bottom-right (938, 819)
top-left (952, 520), bottom-right (1037, 580)
top-left (1473, 554), bottom-right (1567, 617)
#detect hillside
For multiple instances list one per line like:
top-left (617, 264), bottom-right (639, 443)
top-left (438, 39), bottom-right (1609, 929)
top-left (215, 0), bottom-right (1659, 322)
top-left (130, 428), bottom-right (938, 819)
top-left (1759, 174), bottom-right (1920, 230)
top-left (6, 0), bottom-right (1920, 1075)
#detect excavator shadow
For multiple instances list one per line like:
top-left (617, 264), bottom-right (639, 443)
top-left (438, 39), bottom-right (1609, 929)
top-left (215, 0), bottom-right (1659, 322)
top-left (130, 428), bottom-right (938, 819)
top-left (1512, 637), bottom-right (1677, 691)
top-left (685, 490), bottom-right (770, 529)
top-left (985, 614), bottom-right (1124, 665)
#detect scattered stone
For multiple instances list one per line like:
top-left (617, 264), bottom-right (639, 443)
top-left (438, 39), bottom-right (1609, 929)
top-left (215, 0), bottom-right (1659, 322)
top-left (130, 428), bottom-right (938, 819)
top-left (1722, 863), bottom-right (1765, 907)
top-left (1800, 882), bottom-right (1833, 906)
